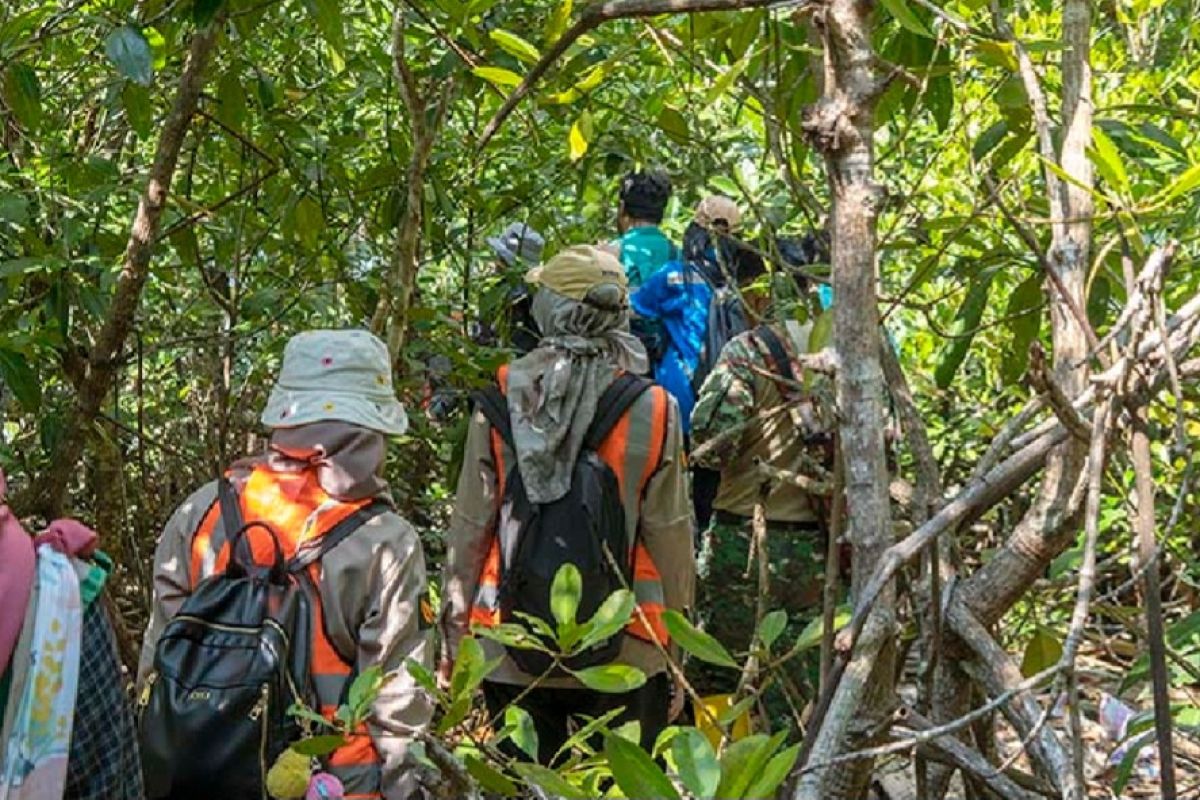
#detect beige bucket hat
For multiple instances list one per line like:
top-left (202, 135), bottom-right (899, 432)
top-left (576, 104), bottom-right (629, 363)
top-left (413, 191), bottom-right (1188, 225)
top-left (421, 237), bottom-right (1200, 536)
top-left (261, 330), bottom-right (408, 436)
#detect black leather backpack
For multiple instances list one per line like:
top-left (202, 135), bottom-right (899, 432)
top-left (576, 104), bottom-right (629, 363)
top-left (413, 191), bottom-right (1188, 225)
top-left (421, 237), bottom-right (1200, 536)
top-left (138, 480), bottom-right (386, 800)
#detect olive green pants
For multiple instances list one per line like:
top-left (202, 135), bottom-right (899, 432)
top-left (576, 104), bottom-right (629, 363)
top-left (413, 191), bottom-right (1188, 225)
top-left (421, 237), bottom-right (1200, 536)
top-left (693, 514), bottom-right (826, 732)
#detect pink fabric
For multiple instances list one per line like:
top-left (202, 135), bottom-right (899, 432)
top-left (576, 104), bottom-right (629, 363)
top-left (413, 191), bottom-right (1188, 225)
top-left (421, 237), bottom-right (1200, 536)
top-left (33, 519), bottom-right (99, 558)
top-left (0, 470), bottom-right (35, 671)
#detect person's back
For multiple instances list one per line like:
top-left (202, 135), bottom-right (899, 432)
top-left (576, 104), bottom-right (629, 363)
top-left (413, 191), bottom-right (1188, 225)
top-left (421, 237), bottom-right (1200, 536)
top-left (138, 330), bottom-right (433, 800)
top-left (614, 170), bottom-right (678, 287)
top-left (441, 246), bottom-right (693, 763)
top-left (689, 311), bottom-right (834, 727)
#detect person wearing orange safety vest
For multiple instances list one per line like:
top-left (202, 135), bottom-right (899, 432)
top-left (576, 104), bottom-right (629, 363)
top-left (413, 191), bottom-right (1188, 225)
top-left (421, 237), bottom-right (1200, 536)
top-left (440, 245), bottom-right (695, 764)
top-left (138, 330), bottom-right (434, 800)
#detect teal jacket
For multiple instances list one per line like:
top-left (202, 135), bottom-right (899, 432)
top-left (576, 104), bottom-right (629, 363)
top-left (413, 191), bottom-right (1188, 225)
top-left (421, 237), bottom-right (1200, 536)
top-left (615, 226), bottom-right (679, 287)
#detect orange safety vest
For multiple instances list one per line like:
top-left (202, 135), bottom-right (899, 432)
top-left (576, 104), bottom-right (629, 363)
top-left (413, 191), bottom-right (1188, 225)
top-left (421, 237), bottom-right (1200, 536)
top-left (189, 465), bottom-right (384, 800)
top-left (468, 367), bottom-right (672, 647)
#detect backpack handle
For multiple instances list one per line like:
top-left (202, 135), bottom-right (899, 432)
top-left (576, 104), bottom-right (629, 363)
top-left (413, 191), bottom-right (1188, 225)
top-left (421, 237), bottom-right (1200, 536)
top-left (218, 478), bottom-right (288, 584)
top-left (224, 521), bottom-right (289, 584)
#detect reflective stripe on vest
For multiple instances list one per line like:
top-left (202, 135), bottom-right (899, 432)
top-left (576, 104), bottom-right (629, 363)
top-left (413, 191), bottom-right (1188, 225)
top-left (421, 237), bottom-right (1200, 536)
top-left (189, 465), bottom-right (384, 798)
top-left (469, 369), bottom-right (671, 646)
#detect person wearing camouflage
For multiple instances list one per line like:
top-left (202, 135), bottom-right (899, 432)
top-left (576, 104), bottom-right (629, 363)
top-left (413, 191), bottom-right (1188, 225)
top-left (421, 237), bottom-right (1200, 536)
top-left (689, 265), bottom-right (835, 732)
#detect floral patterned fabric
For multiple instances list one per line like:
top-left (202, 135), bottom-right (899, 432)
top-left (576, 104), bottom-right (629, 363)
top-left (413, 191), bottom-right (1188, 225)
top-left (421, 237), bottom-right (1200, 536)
top-left (0, 545), bottom-right (82, 800)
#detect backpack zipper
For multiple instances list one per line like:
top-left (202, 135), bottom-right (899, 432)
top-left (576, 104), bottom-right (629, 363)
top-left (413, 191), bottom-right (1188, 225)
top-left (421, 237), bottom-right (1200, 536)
top-left (249, 682), bottom-right (270, 800)
top-left (137, 671), bottom-right (157, 720)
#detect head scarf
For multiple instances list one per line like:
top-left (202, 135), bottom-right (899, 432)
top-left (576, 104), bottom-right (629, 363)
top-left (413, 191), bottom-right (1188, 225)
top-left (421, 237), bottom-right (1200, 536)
top-left (505, 286), bottom-right (648, 503)
top-left (231, 421), bottom-right (389, 501)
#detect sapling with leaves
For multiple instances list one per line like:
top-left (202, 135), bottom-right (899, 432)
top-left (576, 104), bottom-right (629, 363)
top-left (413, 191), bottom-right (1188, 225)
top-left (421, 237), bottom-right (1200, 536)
top-left (405, 564), bottom-right (806, 799)
top-left (261, 667), bottom-right (393, 800)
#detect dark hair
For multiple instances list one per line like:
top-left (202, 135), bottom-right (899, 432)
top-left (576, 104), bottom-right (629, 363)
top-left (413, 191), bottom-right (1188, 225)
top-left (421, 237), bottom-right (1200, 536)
top-left (618, 170), bottom-right (672, 223)
top-left (684, 221), bottom-right (764, 288)
top-left (776, 232), bottom-right (829, 292)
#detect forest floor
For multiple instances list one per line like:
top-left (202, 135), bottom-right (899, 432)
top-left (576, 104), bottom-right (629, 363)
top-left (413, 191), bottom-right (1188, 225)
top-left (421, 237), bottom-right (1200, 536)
top-left (874, 648), bottom-right (1200, 799)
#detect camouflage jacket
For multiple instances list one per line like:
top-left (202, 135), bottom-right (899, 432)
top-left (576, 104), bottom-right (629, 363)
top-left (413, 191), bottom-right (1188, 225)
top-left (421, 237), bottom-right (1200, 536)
top-left (691, 320), bottom-right (835, 523)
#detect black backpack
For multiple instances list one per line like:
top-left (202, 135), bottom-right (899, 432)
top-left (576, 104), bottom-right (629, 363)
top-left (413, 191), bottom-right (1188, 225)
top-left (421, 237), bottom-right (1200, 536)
top-left (472, 374), bottom-right (652, 676)
top-left (139, 480), bottom-right (388, 800)
top-left (692, 264), bottom-right (750, 393)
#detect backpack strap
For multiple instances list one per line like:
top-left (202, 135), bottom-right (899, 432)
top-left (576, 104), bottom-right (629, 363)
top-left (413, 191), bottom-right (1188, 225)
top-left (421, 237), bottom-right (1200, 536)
top-left (472, 385), bottom-right (514, 451)
top-left (755, 323), bottom-right (797, 385)
top-left (288, 499), bottom-right (393, 574)
top-left (584, 373), bottom-right (653, 451)
top-left (217, 477), bottom-right (255, 568)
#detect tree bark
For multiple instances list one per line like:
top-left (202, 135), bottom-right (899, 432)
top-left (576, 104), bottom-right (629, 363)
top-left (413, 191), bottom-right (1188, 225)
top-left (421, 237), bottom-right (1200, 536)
top-left (794, 0), bottom-right (893, 797)
top-left (29, 17), bottom-right (224, 519)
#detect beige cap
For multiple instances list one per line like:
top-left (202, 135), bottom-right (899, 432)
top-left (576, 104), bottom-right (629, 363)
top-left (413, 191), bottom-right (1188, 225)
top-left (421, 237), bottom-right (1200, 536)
top-left (525, 244), bottom-right (628, 301)
top-left (694, 195), bottom-right (742, 232)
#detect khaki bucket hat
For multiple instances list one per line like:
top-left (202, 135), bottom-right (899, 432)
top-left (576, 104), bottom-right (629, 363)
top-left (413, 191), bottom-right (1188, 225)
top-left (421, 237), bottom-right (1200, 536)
top-left (524, 244), bottom-right (627, 301)
top-left (261, 330), bottom-right (408, 436)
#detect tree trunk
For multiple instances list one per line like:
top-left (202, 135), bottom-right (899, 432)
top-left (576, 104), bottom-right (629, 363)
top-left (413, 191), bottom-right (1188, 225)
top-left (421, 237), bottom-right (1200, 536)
top-left (794, 0), bottom-right (893, 797)
top-left (29, 17), bottom-right (224, 519)
top-left (930, 2), bottom-right (1094, 795)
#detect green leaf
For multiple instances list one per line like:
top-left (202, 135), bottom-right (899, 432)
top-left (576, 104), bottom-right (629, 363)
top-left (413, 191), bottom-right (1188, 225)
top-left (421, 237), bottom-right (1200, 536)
top-left (663, 610), bottom-right (737, 668)
top-left (105, 26), bottom-right (154, 86)
top-left (0, 349), bottom-right (40, 412)
top-left (669, 728), bottom-right (720, 798)
top-left (1089, 126), bottom-right (1130, 197)
top-left (1020, 627), bottom-right (1063, 678)
top-left (551, 562), bottom-right (583, 627)
top-left (290, 734), bottom-right (346, 757)
top-left (544, 0), bottom-right (573, 44)
top-left (287, 701), bottom-right (333, 731)
top-left (405, 658), bottom-right (439, 697)
top-left (704, 54), bottom-right (750, 105)
top-left (574, 64), bottom-right (605, 93)
top-left (255, 70), bottom-right (276, 109)
top-left (1000, 274), bottom-right (1043, 385)
top-left (473, 66), bottom-right (523, 88)
top-left (878, 0), bottom-right (932, 37)
top-left (568, 114), bottom-right (590, 162)
top-left (293, 196), bottom-right (324, 249)
top-left (757, 610), bottom-right (788, 650)
top-left (972, 120), bottom-right (1009, 163)
top-left (436, 696), bottom-right (471, 734)
top-left (347, 665), bottom-right (385, 719)
top-left (605, 734), bottom-right (681, 800)
top-left (578, 589), bottom-right (635, 651)
top-left (512, 763), bottom-right (588, 798)
top-left (216, 71), bottom-right (246, 129)
top-left (489, 29), bottom-right (540, 64)
top-left (657, 106), bottom-right (689, 145)
top-left (716, 733), bottom-right (785, 799)
top-left (473, 622), bottom-right (549, 651)
top-left (744, 742), bottom-right (801, 799)
top-left (933, 270), bottom-right (995, 389)
top-left (570, 664), bottom-right (646, 693)
top-left (303, 0), bottom-right (345, 54)
top-left (450, 636), bottom-right (483, 699)
top-left (793, 605), bottom-right (851, 653)
top-left (552, 707), bottom-right (625, 761)
top-left (144, 27), bottom-right (167, 70)
top-left (192, 0), bottom-right (224, 26)
top-left (503, 706), bottom-right (539, 760)
top-left (121, 82), bottom-right (153, 138)
top-left (927, 74), bottom-right (953, 132)
top-left (464, 755), bottom-right (518, 796)
top-left (3, 63), bottom-right (42, 130)
top-left (1154, 162), bottom-right (1200, 206)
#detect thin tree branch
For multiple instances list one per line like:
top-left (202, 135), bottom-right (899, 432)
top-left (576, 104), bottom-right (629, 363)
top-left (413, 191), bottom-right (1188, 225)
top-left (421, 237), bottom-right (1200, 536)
top-left (476, 0), bottom-right (803, 149)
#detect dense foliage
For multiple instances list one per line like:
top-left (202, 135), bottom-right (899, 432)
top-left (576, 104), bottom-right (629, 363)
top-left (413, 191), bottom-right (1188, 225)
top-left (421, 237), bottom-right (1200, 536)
top-left (4, 0), bottom-right (1200, 796)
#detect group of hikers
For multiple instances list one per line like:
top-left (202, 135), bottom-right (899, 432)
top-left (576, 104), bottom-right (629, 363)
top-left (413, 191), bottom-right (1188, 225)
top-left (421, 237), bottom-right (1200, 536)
top-left (0, 170), bottom-right (837, 800)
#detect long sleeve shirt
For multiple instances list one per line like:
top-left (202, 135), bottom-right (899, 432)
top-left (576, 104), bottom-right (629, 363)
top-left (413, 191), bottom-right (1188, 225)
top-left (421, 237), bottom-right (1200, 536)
top-left (441, 384), bottom-right (695, 687)
top-left (137, 480), bottom-right (433, 800)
